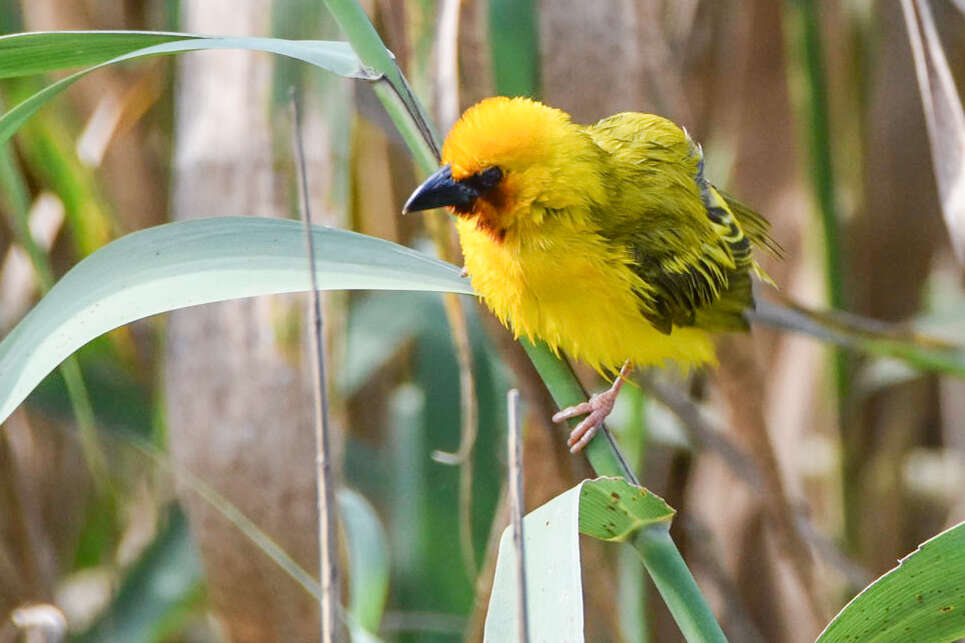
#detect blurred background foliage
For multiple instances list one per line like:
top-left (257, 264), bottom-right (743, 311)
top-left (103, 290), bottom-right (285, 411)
top-left (1, 0), bottom-right (965, 641)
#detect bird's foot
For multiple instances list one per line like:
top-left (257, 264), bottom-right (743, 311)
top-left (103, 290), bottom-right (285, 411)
top-left (459, 266), bottom-right (469, 278)
top-left (552, 362), bottom-right (631, 453)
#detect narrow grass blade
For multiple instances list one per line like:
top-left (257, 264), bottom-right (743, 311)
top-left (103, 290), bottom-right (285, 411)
top-left (291, 87), bottom-right (339, 643)
top-left (818, 521), bottom-right (965, 642)
top-left (0, 217), bottom-right (471, 427)
top-left (751, 297), bottom-right (965, 377)
top-left (901, 0), bottom-right (965, 262)
top-left (0, 32), bottom-right (377, 146)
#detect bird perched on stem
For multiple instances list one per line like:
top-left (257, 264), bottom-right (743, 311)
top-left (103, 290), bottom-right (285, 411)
top-left (404, 97), bottom-right (779, 452)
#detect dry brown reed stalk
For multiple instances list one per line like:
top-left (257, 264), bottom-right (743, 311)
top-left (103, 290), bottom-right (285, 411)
top-left (291, 89), bottom-right (340, 643)
top-left (506, 389), bottom-right (529, 643)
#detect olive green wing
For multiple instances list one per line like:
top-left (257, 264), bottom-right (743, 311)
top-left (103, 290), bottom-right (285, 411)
top-left (626, 198), bottom-right (755, 334)
top-left (587, 112), bottom-right (775, 334)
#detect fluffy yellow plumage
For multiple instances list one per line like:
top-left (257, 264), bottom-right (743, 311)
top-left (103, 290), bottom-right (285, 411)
top-left (403, 96), bottom-right (778, 449)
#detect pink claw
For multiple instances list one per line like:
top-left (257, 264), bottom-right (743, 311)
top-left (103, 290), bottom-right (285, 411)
top-left (552, 361), bottom-right (631, 453)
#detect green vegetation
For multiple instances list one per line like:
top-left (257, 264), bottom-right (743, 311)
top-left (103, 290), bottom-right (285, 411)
top-left (1, 1), bottom-right (965, 641)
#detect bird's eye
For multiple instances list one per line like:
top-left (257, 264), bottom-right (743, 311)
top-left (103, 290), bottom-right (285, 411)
top-left (464, 166), bottom-right (503, 194)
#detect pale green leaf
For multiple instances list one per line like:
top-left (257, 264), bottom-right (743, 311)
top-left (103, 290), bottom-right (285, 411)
top-left (484, 477), bottom-right (673, 642)
top-left (0, 217), bottom-right (472, 427)
top-left (0, 31), bottom-right (378, 146)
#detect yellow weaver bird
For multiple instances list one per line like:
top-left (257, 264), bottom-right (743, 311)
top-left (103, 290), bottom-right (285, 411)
top-left (404, 97), bottom-right (779, 452)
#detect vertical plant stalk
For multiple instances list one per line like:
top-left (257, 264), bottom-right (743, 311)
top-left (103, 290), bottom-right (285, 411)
top-left (632, 528), bottom-right (726, 643)
top-left (319, 2), bottom-right (727, 639)
top-left (784, 0), bottom-right (854, 548)
top-left (434, 0), bottom-right (462, 132)
top-left (506, 389), bottom-right (529, 643)
top-left (786, 0), bottom-right (846, 308)
top-left (290, 90), bottom-right (339, 642)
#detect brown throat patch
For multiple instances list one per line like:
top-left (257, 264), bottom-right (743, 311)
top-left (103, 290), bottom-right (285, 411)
top-left (460, 185), bottom-right (510, 242)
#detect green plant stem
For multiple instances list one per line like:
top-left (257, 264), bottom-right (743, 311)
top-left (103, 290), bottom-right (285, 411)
top-left (322, 3), bottom-right (438, 173)
top-left (789, 0), bottom-right (845, 306)
top-left (373, 81), bottom-right (438, 174)
top-left (322, 0), bottom-right (441, 156)
top-left (784, 0), bottom-right (855, 551)
top-left (632, 527), bottom-right (727, 643)
top-left (519, 338), bottom-right (636, 481)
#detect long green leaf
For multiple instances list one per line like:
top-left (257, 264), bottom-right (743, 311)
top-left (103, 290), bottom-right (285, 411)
top-left (818, 522), bottom-right (965, 642)
top-left (0, 217), bottom-right (471, 427)
top-left (0, 31), bottom-right (378, 146)
top-left (0, 31), bottom-right (189, 77)
top-left (484, 478), bottom-right (674, 642)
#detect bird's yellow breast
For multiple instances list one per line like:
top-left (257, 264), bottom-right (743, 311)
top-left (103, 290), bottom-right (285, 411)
top-left (456, 214), bottom-right (717, 374)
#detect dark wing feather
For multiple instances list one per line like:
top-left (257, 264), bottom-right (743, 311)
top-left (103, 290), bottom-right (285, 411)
top-left (718, 189), bottom-right (784, 257)
top-left (629, 204), bottom-right (756, 334)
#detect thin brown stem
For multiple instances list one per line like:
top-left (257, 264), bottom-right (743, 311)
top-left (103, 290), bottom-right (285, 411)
top-left (290, 88), bottom-right (339, 643)
top-left (507, 389), bottom-right (529, 643)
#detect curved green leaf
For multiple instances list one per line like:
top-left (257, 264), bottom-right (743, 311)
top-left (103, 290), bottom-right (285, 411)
top-left (0, 217), bottom-right (472, 427)
top-left (0, 31), bottom-right (189, 77)
top-left (0, 31), bottom-right (379, 146)
top-left (818, 522), bottom-right (965, 642)
top-left (484, 477), bottom-right (674, 642)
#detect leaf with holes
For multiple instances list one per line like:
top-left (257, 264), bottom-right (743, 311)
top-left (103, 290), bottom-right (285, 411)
top-left (818, 521), bottom-right (965, 642)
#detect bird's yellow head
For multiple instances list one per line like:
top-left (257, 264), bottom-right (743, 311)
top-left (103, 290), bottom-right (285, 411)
top-left (403, 97), bottom-right (605, 240)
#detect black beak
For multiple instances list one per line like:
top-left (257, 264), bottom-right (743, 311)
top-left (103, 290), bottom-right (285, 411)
top-left (403, 165), bottom-right (478, 214)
